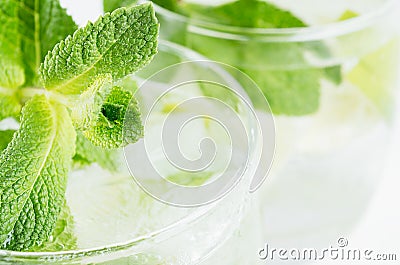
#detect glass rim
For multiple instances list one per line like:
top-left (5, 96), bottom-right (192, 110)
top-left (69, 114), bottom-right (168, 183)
top-left (0, 203), bottom-right (215, 261)
top-left (151, 0), bottom-right (397, 42)
top-left (0, 40), bottom-right (250, 262)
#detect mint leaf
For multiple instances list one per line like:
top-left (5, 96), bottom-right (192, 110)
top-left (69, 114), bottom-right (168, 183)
top-left (0, 90), bottom-right (21, 120)
top-left (0, 0), bottom-right (77, 87)
top-left (153, 0), bottom-right (305, 28)
top-left (83, 86), bottom-right (143, 149)
top-left (152, 0), bottom-right (180, 12)
top-left (0, 130), bottom-right (15, 151)
top-left (153, 0), bottom-right (342, 115)
top-left (71, 75), bottom-right (143, 151)
top-left (40, 3), bottom-right (158, 94)
top-left (32, 201), bottom-right (77, 252)
top-left (103, 0), bottom-right (138, 13)
top-left (70, 74), bottom-right (112, 130)
top-left (180, 0), bottom-right (306, 28)
top-left (0, 95), bottom-right (76, 251)
top-left (0, 2), bottom-right (25, 88)
top-left (244, 68), bottom-right (321, 115)
top-left (73, 132), bottom-right (120, 171)
top-left (19, 0), bottom-right (78, 86)
top-left (0, 64), bottom-right (24, 89)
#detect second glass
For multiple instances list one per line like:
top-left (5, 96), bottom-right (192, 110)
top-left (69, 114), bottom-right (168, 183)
top-left (151, 0), bottom-right (400, 256)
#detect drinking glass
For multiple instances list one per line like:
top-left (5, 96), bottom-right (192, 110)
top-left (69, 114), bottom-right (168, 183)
top-left (0, 38), bottom-right (267, 265)
top-left (150, 0), bottom-right (400, 255)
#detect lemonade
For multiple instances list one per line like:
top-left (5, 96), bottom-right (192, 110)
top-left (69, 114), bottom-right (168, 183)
top-left (150, 0), bottom-right (400, 263)
top-left (1, 0), bottom-right (399, 264)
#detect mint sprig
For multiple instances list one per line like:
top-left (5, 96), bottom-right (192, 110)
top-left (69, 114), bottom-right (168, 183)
top-left (0, 0), bottom-right (76, 119)
top-left (0, 2), bottom-right (158, 251)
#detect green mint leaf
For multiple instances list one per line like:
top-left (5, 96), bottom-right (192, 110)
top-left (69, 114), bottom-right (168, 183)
top-left (152, 0), bottom-right (180, 12)
top-left (73, 132), bottom-right (120, 172)
top-left (0, 95), bottom-right (76, 251)
top-left (83, 86), bottom-right (143, 149)
top-left (155, 0), bottom-right (343, 115)
top-left (181, 0), bottom-right (306, 28)
top-left (0, 90), bottom-right (21, 120)
top-left (0, 2), bottom-right (25, 88)
top-left (71, 76), bottom-right (142, 151)
top-left (0, 65), bottom-right (25, 89)
top-left (70, 74), bottom-right (113, 130)
top-left (0, 130), bottom-right (15, 151)
top-left (0, 0), bottom-right (77, 87)
top-left (244, 68), bottom-right (321, 115)
top-left (20, 0), bottom-right (78, 86)
top-left (40, 3), bottom-right (158, 94)
top-left (237, 42), bottom-right (341, 114)
top-left (103, 0), bottom-right (138, 13)
top-left (32, 201), bottom-right (77, 252)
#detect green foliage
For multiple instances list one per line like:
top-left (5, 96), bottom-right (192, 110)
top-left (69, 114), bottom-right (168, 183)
top-left (0, 2), bottom-right (158, 251)
top-left (0, 95), bottom-right (76, 250)
top-left (73, 132), bottom-right (120, 171)
top-left (83, 86), bottom-right (143, 149)
top-left (0, 92), bottom-right (21, 120)
top-left (70, 74), bottom-right (113, 130)
top-left (104, 0), bottom-right (138, 13)
top-left (0, 0), bottom-right (77, 88)
top-left (40, 3), bottom-right (158, 94)
top-left (0, 130), bottom-right (15, 151)
top-left (152, 0), bottom-right (343, 115)
top-left (245, 68), bottom-right (321, 115)
top-left (32, 201), bottom-right (77, 252)
top-left (177, 0), bottom-right (306, 28)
